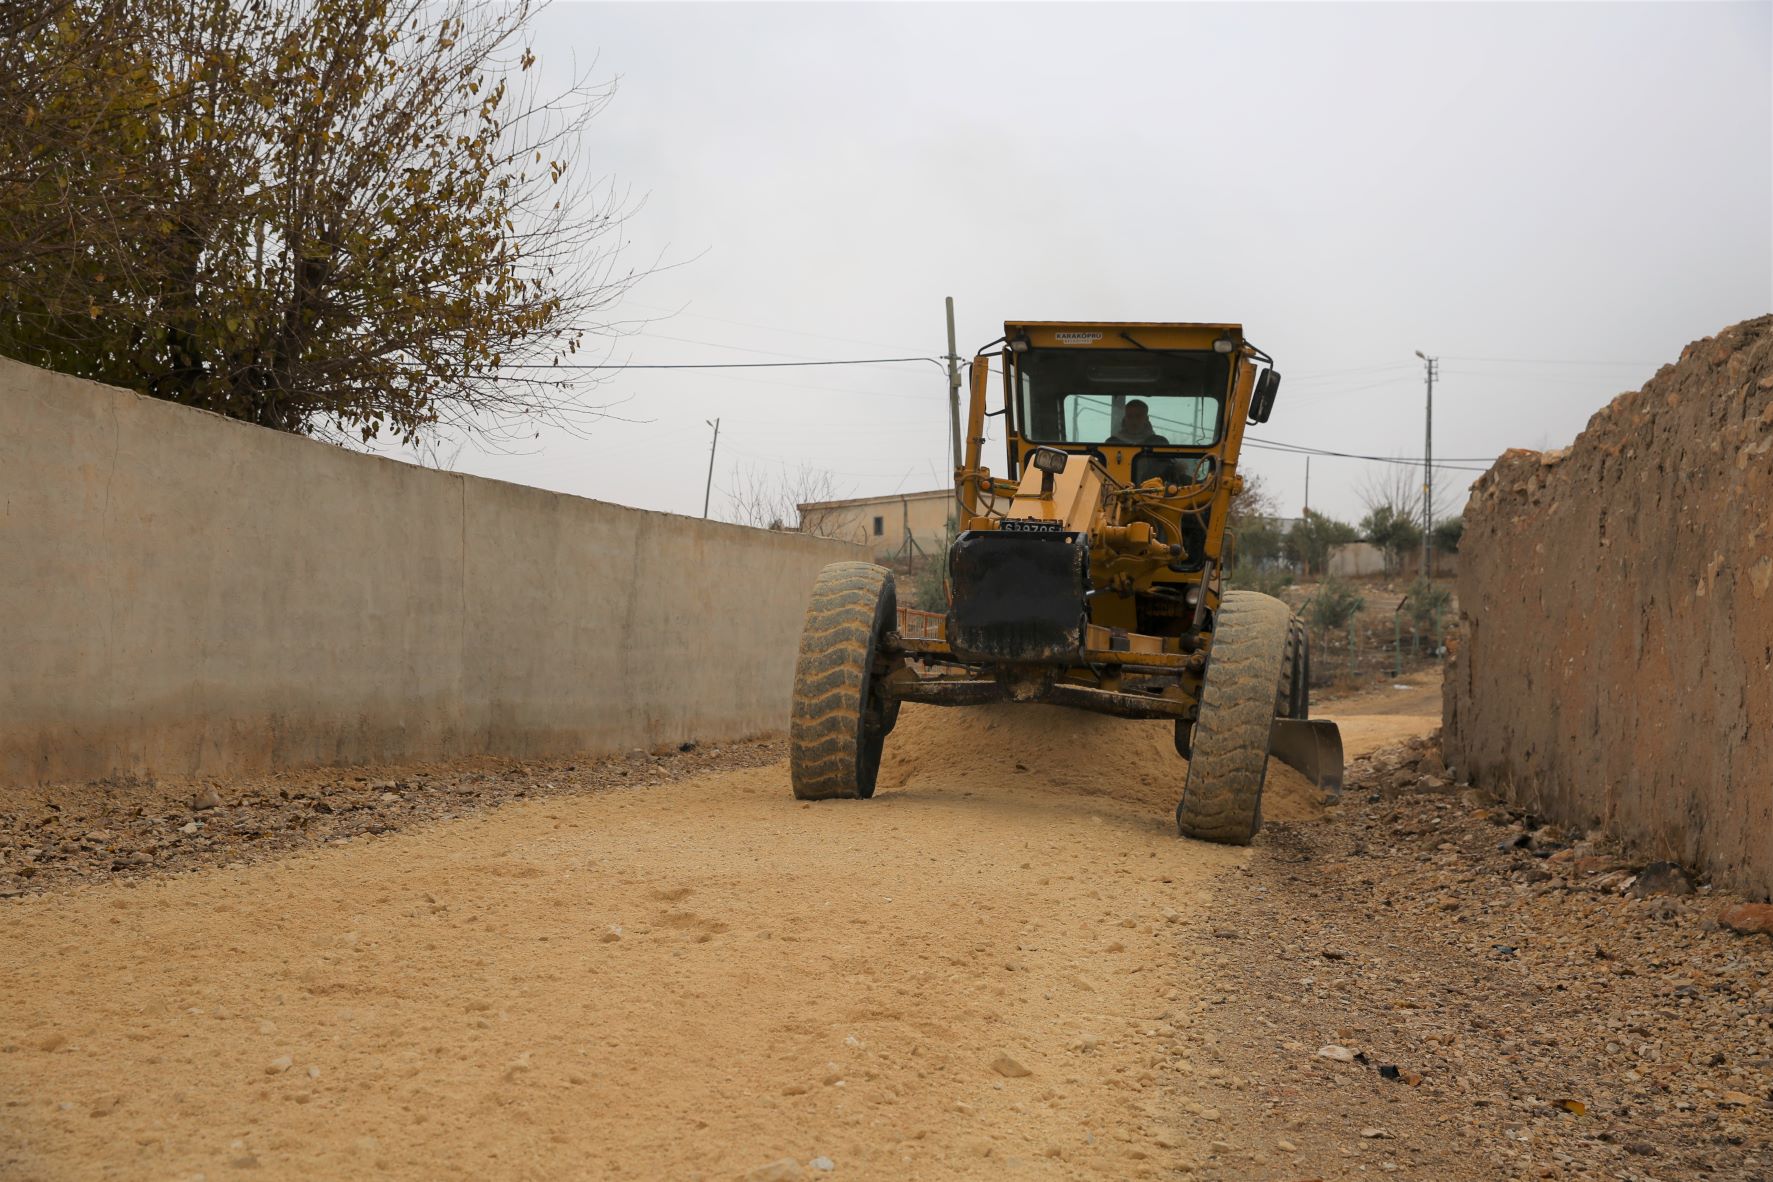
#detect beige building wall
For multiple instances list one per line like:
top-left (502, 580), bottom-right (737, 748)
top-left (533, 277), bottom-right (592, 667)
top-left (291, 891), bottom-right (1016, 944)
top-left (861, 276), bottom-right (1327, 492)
top-left (0, 357), bottom-right (859, 788)
top-left (801, 490), bottom-right (956, 564)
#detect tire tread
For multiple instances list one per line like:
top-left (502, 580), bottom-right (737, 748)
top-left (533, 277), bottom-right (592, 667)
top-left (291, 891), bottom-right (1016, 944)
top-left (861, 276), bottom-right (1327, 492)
top-left (789, 562), bottom-right (895, 800)
top-left (1176, 590), bottom-right (1292, 845)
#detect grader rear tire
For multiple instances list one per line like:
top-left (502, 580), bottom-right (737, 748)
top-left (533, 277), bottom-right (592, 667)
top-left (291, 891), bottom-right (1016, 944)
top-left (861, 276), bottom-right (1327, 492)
top-left (1175, 590), bottom-right (1291, 845)
top-left (1281, 616), bottom-right (1310, 720)
top-left (789, 562), bottom-right (897, 801)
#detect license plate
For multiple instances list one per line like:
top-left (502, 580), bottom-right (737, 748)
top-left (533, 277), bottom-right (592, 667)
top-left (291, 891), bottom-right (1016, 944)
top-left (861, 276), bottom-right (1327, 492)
top-left (1000, 519), bottom-right (1065, 534)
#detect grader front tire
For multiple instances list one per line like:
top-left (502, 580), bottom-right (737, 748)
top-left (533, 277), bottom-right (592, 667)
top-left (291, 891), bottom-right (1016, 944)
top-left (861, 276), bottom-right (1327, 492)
top-left (789, 562), bottom-right (897, 801)
top-left (1175, 590), bottom-right (1292, 845)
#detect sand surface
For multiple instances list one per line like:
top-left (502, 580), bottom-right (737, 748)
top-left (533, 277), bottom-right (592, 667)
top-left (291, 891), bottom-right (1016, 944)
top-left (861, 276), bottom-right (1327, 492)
top-left (1, 690), bottom-right (1434, 1181)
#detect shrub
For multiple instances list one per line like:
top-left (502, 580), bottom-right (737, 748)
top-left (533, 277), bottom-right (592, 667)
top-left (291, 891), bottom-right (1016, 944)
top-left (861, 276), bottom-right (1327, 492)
top-left (1230, 564), bottom-right (1294, 598)
top-left (1304, 576), bottom-right (1365, 636)
top-left (1405, 576), bottom-right (1453, 638)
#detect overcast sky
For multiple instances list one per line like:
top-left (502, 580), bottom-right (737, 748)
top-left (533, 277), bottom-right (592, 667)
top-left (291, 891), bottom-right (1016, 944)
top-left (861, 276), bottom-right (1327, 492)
top-left (374, 1), bottom-right (1772, 526)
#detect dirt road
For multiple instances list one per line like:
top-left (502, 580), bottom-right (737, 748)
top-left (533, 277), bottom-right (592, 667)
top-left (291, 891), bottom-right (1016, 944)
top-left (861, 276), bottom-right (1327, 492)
top-left (5, 677), bottom-right (1767, 1181)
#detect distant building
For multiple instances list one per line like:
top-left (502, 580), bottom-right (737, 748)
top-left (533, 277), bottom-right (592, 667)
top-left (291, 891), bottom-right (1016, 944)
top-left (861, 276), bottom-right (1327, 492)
top-left (796, 488), bottom-right (956, 565)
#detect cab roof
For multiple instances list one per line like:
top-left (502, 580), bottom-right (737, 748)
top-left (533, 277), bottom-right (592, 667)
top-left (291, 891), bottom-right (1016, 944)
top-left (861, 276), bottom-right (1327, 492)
top-left (1004, 321), bottom-right (1244, 350)
top-left (1006, 321), bottom-right (1243, 333)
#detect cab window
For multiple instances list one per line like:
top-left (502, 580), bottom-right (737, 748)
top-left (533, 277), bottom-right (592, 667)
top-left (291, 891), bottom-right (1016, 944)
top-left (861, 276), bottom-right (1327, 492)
top-left (1015, 349), bottom-right (1226, 448)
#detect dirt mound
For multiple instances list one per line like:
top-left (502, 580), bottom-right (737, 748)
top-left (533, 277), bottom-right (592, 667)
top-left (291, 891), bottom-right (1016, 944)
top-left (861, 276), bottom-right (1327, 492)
top-left (878, 703), bottom-right (1321, 823)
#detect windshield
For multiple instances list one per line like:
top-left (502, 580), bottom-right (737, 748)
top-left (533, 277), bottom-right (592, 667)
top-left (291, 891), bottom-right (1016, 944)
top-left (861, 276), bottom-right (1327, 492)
top-left (1015, 348), bottom-right (1227, 447)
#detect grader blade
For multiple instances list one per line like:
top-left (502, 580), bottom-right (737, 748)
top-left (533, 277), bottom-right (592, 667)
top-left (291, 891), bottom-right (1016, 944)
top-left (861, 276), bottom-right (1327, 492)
top-left (1269, 718), bottom-right (1344, 797)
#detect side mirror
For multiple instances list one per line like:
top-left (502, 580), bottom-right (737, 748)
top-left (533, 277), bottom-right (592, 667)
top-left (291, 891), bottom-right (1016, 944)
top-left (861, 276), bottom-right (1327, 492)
top-left (1249, 369), bottom-right (1281, 424)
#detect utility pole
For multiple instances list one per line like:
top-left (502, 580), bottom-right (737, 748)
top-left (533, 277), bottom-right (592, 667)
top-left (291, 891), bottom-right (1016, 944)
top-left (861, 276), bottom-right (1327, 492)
top-left (944, 297), bottom-right (963, 474)
top-left (1414, 351), bottom-right (1438, 579)
top-left (1303, 455), bottom-right (1310, 514)
top-left (701, 417), bottom-right (721, 519)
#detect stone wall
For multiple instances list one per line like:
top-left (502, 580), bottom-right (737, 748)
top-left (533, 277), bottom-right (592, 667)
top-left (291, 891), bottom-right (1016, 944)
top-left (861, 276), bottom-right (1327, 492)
top-left (1444, 316), bottom-right (1773, 898)
top-left (0, 357), bottom-right (859, 786)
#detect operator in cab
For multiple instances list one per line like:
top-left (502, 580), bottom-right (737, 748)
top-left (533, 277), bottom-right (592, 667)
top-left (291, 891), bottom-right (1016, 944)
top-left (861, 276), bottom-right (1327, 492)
top-left (1106, 399), bottom-right (1170, 446)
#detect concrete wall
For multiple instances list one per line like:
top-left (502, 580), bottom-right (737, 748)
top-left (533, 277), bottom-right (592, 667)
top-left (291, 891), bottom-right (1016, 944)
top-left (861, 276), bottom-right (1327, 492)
top-left (0, 357), bottom-right (859, 786)
top-left (1327, 542), bottom-right (1387, 578)
top-left (1444, 316), bottom-right (1773, 899)
top-left (1326, 543), bottom-right (1456, 580)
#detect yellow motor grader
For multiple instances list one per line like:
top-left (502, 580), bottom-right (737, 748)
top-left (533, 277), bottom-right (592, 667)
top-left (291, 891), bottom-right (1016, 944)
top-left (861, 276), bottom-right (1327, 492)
top-left (788, 320), bottom-right (1341, 843)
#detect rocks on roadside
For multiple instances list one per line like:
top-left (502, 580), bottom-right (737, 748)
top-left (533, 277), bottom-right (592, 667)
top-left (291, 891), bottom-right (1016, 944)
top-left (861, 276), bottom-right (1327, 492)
top-left (1186, 705), bottom-right (1773, 1180)
top-left (1629, 861), bottom-right (1696, 898)
top-left (990, 1052), bottom-right (1033, 1078)
top-left (1718, 902), bottom-right (1773, 936)
top-left (3, 737), bottom-right (788, 895)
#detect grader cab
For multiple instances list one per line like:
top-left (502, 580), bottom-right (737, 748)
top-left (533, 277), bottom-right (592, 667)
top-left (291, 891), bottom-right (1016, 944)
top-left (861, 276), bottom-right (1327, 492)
top-left (788, 320), bottom-right (1342, 844)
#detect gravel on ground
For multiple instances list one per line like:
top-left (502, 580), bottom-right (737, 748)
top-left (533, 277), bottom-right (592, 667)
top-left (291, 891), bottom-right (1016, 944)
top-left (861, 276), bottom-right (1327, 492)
top-left (1172, 721), bottom-right (1773, 1181)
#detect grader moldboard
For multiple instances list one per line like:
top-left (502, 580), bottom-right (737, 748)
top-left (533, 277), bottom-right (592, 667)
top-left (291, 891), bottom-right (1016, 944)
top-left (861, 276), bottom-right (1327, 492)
top-left (789, 320), bottom-right (1342, 843)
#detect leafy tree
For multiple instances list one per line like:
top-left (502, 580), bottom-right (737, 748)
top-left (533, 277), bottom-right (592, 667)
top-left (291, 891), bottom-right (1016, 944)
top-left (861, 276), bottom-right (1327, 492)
top-left (1227, 469), bottom-right (1277, 526)
top-left (1285, 509), bottom-right (1359, 575)
top-left (1433, 516), bottom-right (1465, 555)
top-left (1, 0), bottom-right (637, 446)
top-left (1225, 469), bottom-right (1288, 583)
top-left (0, 3), bottom-right (169, 281)
top-left (1359, 504), bottom-right (1424, 575)
top-left (1233, 515), bottom-right (1286, 568)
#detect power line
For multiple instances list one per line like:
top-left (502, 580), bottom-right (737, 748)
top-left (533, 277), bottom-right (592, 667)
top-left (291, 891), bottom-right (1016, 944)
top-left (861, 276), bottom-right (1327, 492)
top-left (1436, 366), bottom-right (1643, 390)
top-left (1285, 362), bottom-right (1417, 385)
top-left (1294, 375), bottom-right (1420, 401)
top-left (1440, 355), bottom-right (1659, 367)
top-left (1246, 445), bottom-right (1490, 475)
top-left (1252, 432), bottom-right (1500, 463)
top-left (632, 330), bottom-right (902, 362)
top-left (650, 363), bottom-right (938, 402)
top-left (1245, 436), bottom-right (1494, 472)
top-left (618, 299), bottom-right (927, 354)
top-left (503, 356), bottom-right (940, 371)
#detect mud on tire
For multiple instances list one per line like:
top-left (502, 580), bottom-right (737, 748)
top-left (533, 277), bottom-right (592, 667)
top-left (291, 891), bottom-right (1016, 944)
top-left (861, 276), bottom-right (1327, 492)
top-left (789, 562), bottom-right (897, 801)
top-left (1176, 590), bottom-right (1292, 845)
